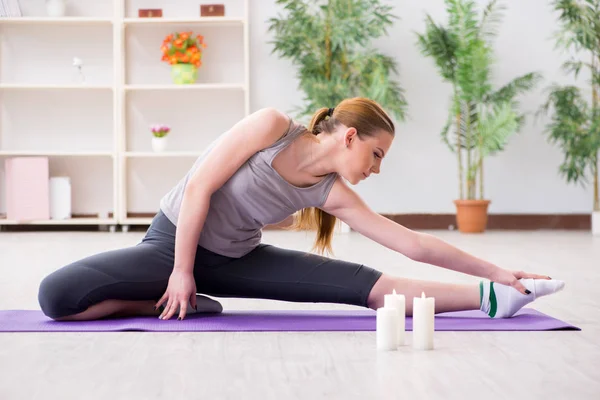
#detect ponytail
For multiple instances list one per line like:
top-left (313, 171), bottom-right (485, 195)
top-left (289, 107), bottom-right (338, 255)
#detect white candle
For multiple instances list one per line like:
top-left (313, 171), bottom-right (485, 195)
top-left (376, 307), bottom-right (398, 351)
top-left (412, 291), bottom-right (435, 350)
top-left (384, 289), bottom-right (405, 346)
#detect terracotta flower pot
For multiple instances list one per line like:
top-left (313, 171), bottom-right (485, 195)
top-left (453, 199), bottom-right (491, 233)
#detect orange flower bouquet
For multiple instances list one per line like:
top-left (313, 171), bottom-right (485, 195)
top-left (161, 31), bottom-right (207, 84)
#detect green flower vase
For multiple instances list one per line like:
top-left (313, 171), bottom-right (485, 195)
top-left (171, 64), bottom-right (198, 84)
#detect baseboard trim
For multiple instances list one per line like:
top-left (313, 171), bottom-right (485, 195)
top-left (382, 213), bottom-right (591, 230)
top-left (0, 213), bottom-right (591, 231)
top-left (265, 213), bottom-right (592, 231)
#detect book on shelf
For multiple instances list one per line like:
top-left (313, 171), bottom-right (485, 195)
top-left (0, 0), bottom-right (22, 17)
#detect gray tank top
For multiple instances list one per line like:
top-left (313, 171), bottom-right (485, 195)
top-left (159, 117), bottom-right (338, 258)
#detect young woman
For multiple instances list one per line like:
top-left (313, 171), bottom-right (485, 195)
top-left (38, 97), bottom-right (564, 322)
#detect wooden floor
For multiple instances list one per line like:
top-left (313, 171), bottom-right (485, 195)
top-left (0, 228), bottom-right (598, 399)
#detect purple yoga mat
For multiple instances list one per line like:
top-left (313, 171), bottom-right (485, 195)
top-left (0, 308), bottom-right (579, 332)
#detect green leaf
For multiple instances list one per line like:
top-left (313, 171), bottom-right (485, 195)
top-left (479, 0), bottom-right (506, 43)
top-left (477, 101), bottom-right (519, 158)
top-left (551, 0), bottom-right (600, 52)
top-left (440, 103), bottom-right (455, 151)
top-left (415, 15), bottom-right (459, 82)
top-left (486, 72), bottom-right (543, 105)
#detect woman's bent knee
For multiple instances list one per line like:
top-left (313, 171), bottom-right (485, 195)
top-left (38, 268), bottom-right (86, 319)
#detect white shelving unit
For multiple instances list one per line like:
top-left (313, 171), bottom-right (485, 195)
top-left (0, 17), bottom-right (114, 25)
top-left (0, 0), bottom-right (250, 230)
top-left (0, 84), bottom-right (114, 89)
top-left (123, 17), bottom-right (244, 25)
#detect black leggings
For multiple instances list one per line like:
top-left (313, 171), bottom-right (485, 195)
top-left (38, 210), bottom-right (383, 319)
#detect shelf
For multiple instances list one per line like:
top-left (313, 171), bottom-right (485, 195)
top-left (124, 83), bottom-right (245, 91)
top-left (0, 17), bottom-right (113, 25)
top-left (0, 1), bottom-right (250, 228)
top-left (0, 151), bottom-right (114, 157)
top-left (0, 218), bottom-right (116, 226)
top-left (0, 84), bottom-right (113, 90)
top-left (123, 17), bottom-right (244, 26)
top-left (120, 217), bottom-right (154, 225)
top-left (125, 152), bottom-right (202, 158)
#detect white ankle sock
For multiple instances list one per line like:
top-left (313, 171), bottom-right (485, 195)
top-left (159, 294), bottom-right (223, 318)
top-left (480, 278), bottom-right (565, 318)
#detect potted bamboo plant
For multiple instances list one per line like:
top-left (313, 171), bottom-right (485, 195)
top-left (539, 0), bottom-right (600, 235)
top-left (266, 0), bottom-right (407, 121)
top-left (416, 0), bottom-right (542, 233)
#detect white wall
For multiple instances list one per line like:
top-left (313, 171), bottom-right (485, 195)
top-left (0, 0), bottom-right (594, 217)
top-left (250, 0), bottom-right (595, 214)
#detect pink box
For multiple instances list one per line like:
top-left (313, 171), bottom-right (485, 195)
top-left (5, 157), bottom-right (50, 221)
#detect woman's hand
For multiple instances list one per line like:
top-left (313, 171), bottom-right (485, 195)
top-left (488, 268), bottom-right (551, 295)
top-left (155, 269), bottom-right (197, 320)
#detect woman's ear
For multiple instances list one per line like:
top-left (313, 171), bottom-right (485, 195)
top-left (344, 127), bottom-right (357, 147)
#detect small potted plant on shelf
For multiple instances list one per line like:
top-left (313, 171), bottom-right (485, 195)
top-left (161, 31), bottom-right (206, 84)
top-left (151, 124), bottom-right (170, 152)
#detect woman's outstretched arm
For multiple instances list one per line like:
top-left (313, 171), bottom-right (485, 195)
top-left (321, 177), bottom-right (533, 294)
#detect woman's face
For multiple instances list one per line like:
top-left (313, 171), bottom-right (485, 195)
top-left (339, 127), bottom-right (394, 185)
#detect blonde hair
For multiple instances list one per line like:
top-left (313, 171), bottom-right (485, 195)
top-left (289, 97), bottom-right (395, 255)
